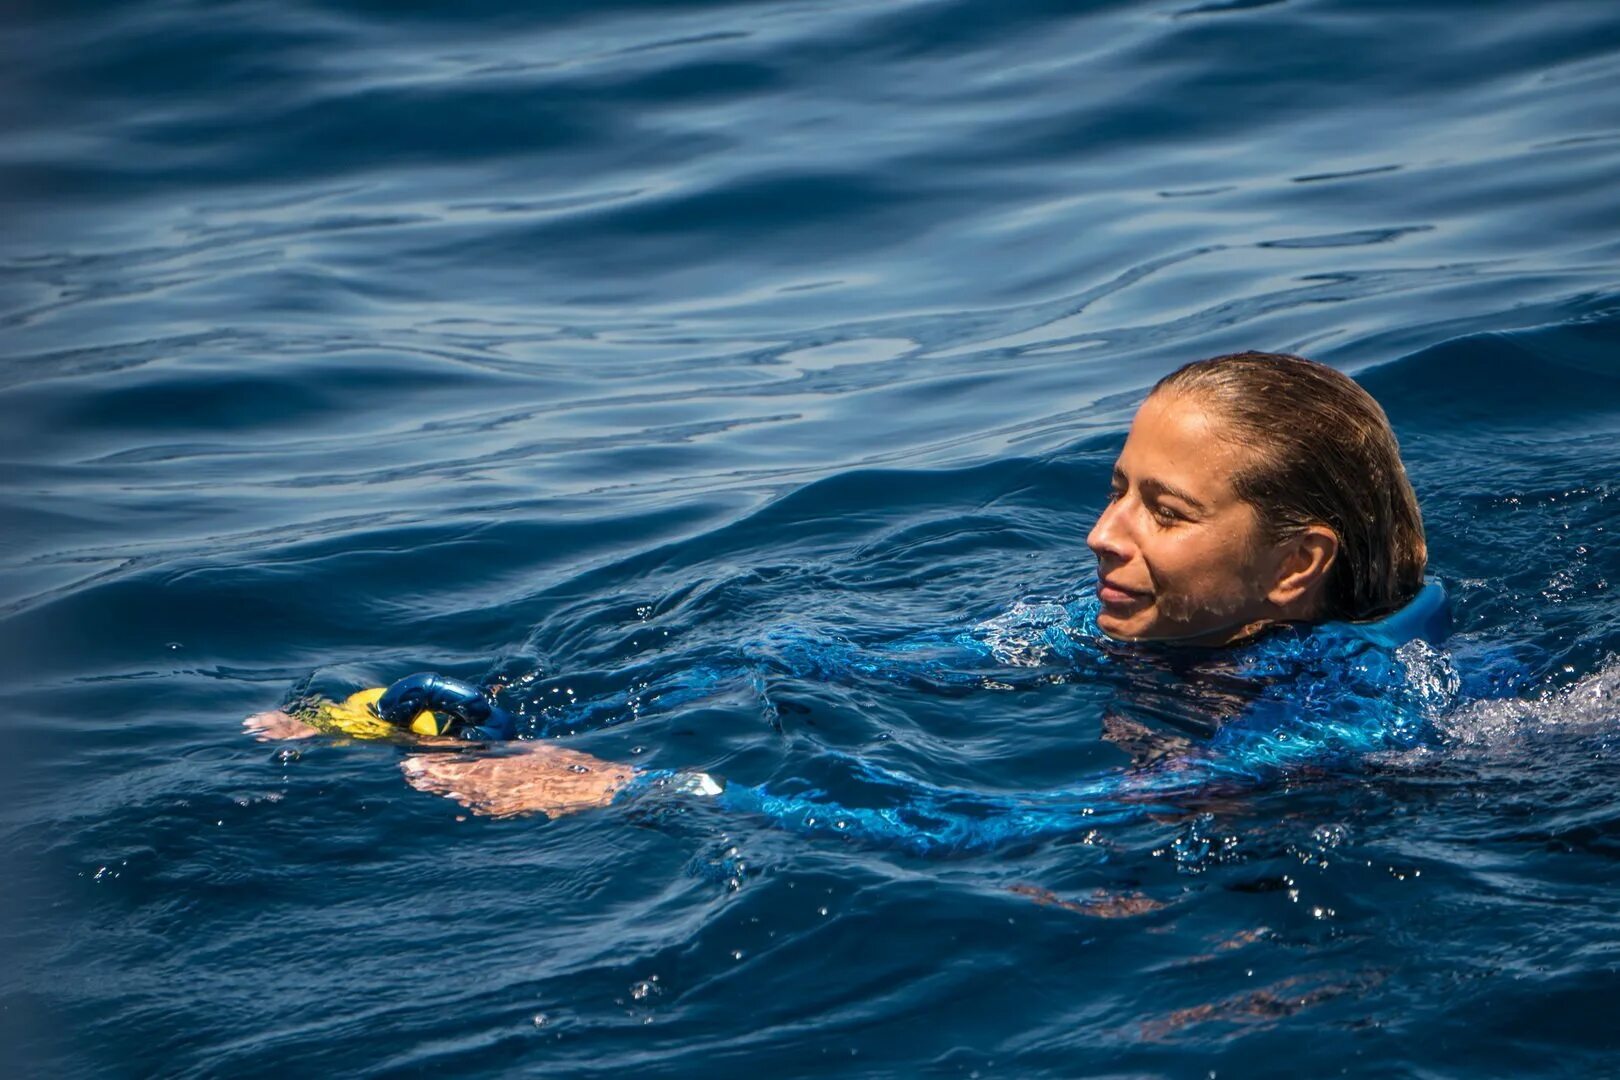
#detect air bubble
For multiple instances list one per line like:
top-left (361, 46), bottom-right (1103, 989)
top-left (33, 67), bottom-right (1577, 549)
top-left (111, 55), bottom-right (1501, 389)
top-left (1310, 823), bottom-right (1349, 849)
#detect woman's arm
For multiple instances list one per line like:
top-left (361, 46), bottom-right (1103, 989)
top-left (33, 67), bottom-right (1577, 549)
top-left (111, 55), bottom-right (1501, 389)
top-left (393, 733), bottom-right (1198, 850)
top-left (397, 681), bottom-right (1431, 854)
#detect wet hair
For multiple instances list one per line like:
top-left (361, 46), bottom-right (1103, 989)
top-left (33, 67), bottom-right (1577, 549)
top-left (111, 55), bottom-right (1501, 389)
top-left (1152, 351), bottom-right (1426, 621)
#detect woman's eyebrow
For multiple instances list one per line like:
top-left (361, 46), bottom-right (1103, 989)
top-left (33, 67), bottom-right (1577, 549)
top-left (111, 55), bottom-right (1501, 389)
top-left (1139, 477), bottom-right (1208, 512)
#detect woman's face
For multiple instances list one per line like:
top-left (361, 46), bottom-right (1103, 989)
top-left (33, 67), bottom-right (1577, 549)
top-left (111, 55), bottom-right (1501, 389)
top-left (1086, 390), bottom-right (1290, 644)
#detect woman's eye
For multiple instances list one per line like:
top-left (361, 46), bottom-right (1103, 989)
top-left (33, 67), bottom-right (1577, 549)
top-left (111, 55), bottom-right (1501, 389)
top-left (1151, 504), bottom-right (1184, 524)
top-left (1106, 487), bottom-right (1124, 503)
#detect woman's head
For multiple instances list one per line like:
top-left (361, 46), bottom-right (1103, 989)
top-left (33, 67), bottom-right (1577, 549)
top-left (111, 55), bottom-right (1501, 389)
top-left (1086, 351), bottom-right (1426, 644)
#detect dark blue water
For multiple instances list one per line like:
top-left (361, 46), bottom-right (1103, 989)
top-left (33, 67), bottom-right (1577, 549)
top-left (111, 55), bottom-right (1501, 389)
top-left (5, 0), bottom-right (1620, 1075)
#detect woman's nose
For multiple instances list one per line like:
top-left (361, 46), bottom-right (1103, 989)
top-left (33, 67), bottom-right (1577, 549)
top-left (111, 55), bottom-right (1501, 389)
top-left (1087, 498), bottom-right (1134, 565)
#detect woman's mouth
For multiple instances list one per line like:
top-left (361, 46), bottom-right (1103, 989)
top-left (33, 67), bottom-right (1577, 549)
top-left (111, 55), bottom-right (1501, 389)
top-left (1098, 578), bottom-right (1150, 608)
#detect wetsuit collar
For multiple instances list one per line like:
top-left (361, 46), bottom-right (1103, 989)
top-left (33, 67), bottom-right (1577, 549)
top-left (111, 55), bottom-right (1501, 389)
top-left (1339, 580), bottom-right (1450, 647)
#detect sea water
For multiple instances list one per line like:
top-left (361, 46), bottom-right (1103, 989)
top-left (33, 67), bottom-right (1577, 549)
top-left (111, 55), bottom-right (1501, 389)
top-left (4, 1), bottom-right (1620, 1075)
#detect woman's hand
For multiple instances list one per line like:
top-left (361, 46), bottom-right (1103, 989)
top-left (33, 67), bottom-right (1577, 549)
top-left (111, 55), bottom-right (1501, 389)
top-left (400, 743), bottom-right (634, 819)
top-left (244, 710), bottom-right (322, 741)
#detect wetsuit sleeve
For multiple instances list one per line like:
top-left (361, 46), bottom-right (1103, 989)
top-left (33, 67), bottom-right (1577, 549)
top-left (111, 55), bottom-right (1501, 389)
top-left (615, 751), bottom-right (1200, 857)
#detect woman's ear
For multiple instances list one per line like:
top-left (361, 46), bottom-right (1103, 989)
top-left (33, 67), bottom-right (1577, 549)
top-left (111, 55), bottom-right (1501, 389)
top-left (1267, 525), bottom-right (1339, 615)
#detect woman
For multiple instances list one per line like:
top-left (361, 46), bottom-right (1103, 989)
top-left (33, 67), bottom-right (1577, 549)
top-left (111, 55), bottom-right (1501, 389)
top-left (249, 352), bottom-right (1440, 843)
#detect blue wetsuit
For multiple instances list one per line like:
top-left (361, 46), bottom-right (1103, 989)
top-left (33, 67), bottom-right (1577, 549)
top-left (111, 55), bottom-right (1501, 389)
top-left (617, 583), bottom-right (1469, 855)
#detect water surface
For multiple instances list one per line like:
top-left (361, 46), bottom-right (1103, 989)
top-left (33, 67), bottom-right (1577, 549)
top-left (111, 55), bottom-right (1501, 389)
top-left (4, 0), bottom-right (1620, 1075)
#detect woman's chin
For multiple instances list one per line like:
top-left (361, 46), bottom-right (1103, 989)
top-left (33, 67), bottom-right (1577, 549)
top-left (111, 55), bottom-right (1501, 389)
top-left (1097, 607), bottom-right (1156, 640)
